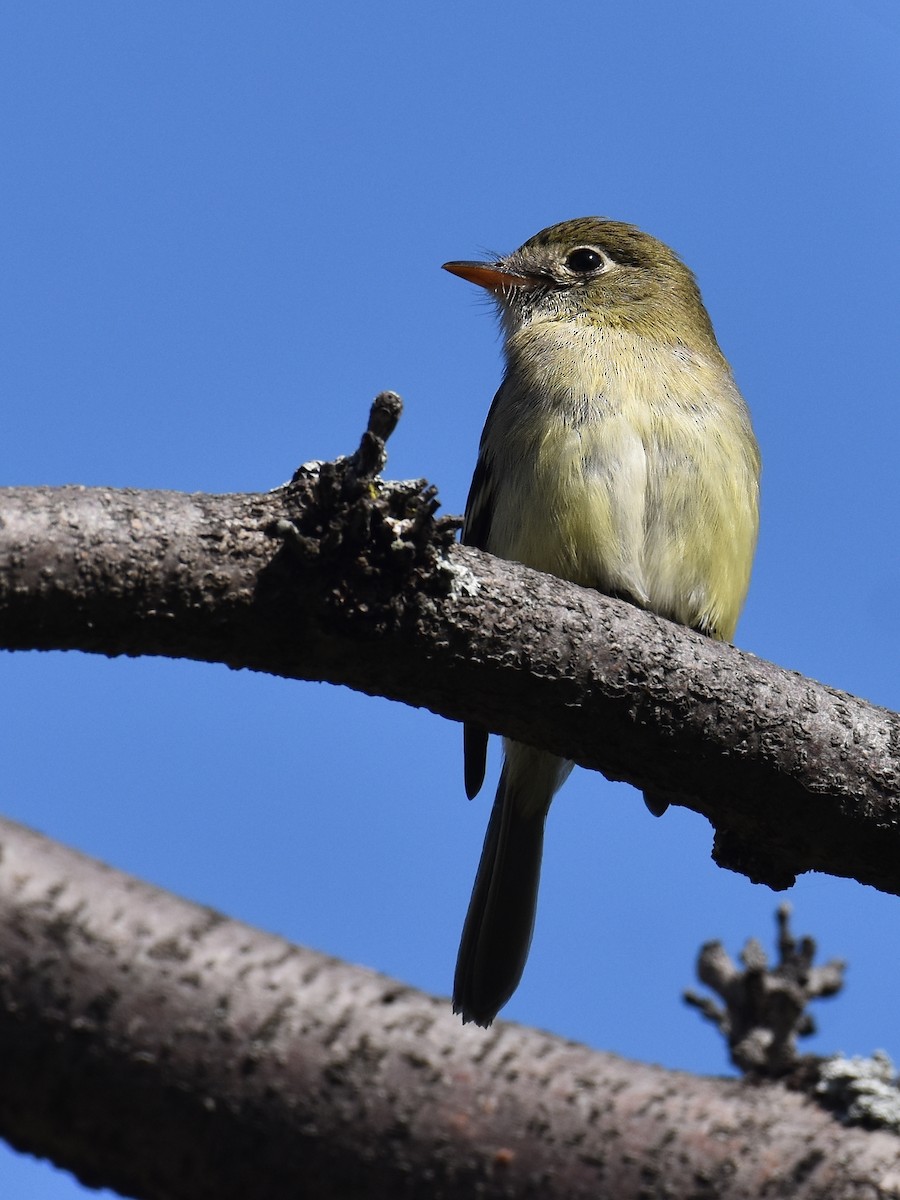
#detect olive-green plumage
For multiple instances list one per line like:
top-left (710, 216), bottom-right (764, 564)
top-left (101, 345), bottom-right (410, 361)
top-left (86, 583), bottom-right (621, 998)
top-left (445, 218), bottom-right (760, 1026)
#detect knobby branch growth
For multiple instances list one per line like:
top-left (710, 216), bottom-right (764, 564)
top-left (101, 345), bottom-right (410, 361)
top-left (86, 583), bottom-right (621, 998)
top-left (684, 903), bottom-right (846, 1079)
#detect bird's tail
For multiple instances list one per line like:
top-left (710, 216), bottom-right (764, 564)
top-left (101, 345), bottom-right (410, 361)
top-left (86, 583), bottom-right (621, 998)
top-left (453, 745), bottom-right (571, 1026)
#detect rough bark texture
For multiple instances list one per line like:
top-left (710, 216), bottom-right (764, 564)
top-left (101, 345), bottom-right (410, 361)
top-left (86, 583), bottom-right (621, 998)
top-left (2, 470), bottom-right (900, 898)
top-left (2, 816), bottom-right (899, 1200)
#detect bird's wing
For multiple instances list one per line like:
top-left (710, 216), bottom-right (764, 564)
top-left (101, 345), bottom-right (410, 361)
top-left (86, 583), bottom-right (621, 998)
top-left (460, 387), bottom-right (503, 798)
top-left (462, 440), bottom-right (495, 552)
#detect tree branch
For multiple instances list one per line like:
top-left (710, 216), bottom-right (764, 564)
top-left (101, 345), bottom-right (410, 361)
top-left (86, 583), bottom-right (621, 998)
top-left (2, 815), bottom-right (898, 1200)
top-left (2, 403), bottom-right (900, 898)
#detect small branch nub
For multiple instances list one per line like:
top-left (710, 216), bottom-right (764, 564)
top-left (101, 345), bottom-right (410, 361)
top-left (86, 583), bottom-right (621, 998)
top-left (271, 393), bottom-right (458, 626)
top-left (349, 392), bottom-right (403, 481)
top-left (684, 903), bottom-right (846, 1079)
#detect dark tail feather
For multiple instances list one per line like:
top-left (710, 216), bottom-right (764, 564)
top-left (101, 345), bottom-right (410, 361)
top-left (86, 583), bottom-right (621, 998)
top-left (453, 764), bottom-right (546, 1027)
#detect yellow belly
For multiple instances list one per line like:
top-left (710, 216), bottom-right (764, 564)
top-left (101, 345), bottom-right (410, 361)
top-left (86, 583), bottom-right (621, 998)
top-left (484, 324), bottom-right (760, 640)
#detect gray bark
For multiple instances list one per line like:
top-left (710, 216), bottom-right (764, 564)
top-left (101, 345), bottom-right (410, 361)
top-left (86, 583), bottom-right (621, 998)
top-left (2, 816), bottom-right (898, 1200)
top-left (1, 469), bottom-right (899, 897)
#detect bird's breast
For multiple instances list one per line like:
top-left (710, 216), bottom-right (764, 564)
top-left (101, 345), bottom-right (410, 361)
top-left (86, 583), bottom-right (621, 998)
top-left (484, 322), bottom-right (759, 637)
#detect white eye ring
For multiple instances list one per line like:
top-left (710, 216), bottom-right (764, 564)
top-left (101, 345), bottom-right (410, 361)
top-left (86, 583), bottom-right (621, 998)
top-left (563, 246), bottom-right (610, 275)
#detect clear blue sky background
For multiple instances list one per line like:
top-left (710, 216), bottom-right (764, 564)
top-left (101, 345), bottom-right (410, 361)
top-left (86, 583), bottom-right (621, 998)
top-left (2, 2), bottom-right (899, 1194)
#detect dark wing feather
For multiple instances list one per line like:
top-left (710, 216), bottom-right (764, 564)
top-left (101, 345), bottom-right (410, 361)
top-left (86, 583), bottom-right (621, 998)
top-left (461, 389), bottom-right (502, 797)
top-left (464, 724), bottom-right (489, 801)
top-left (462, 444), bottom-right (494, 551)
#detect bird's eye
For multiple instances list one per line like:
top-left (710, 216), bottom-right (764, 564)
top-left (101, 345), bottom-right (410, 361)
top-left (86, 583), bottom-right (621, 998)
top-left (564, 247), bottom-right (607, 274)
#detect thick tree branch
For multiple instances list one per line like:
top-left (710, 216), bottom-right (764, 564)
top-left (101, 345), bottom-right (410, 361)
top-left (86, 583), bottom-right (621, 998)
top-left (2, 404), bottom-right (900, 898)
top-left (2, 815), bottom-right (898, 1200)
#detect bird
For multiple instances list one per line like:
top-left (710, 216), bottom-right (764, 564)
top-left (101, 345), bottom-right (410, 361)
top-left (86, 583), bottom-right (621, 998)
top-left (443, 217), bottom-right (760, 1026)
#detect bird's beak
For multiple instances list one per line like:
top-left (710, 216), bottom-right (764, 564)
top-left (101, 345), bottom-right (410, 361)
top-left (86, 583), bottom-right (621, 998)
top-left (442, 261), bottom-right (536, 293)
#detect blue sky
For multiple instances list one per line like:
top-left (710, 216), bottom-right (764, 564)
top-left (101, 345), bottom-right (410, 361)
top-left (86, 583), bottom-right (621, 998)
top-left (2, 2), bottom-right (899, 1194)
